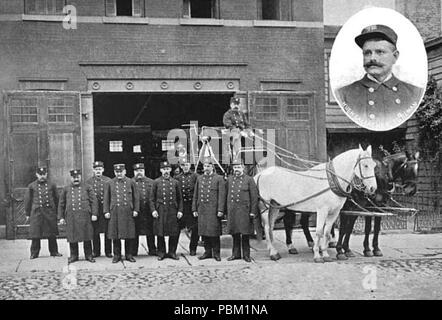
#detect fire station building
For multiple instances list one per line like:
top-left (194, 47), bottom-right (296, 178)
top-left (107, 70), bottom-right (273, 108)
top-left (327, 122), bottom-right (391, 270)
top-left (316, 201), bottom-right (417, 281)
top-left (0, 0), bottom-right (326, 238)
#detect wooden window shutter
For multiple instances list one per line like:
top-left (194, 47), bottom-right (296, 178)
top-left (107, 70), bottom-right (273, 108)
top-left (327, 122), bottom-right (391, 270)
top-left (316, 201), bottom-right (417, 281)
top-left (105, 0), bottom-right (117, 16)
top-left (183, 0), bottom-right (190, 18)
top-left (132, 0), bottom-right (143, 17)
top-left (25, 0), bottom-right (36, 14)
top-left (55, 0), bottom-right (65, 13)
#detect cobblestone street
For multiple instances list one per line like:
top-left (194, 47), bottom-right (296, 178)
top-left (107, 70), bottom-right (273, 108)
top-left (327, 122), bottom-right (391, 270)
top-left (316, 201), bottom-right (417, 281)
top-left (1, 230), bottom-right (442, 300)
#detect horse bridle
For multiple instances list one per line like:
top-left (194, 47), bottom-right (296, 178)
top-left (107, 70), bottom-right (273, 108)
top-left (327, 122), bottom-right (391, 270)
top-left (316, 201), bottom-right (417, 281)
top-left (353, 155), bottom-right (376, 180)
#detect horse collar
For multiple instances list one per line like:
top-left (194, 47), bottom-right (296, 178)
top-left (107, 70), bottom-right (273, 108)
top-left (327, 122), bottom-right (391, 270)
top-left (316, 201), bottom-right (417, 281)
top-left (326, 161), bottom-right (352, 198)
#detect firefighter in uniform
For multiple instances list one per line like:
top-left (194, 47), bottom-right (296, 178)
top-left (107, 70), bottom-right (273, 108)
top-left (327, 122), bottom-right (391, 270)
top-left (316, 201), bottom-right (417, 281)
top-left (192, 158), bottom-right (226, 261)
top-left (222, 96), bottom-right (254, 161)
top-left (226, 160), bottom-right (259, 263)
top-left (175, 158), bottom-right (199, 255)
top-left (149, 161), bottom-right (184, 261)
top-left (103, 164), bottom-right (140, 263)
top-left (24, 167), bottom-right (62, 259)
top-left (58, 169), bottom-right (98, 263)
top-left (335, 24), bottom-right (424, 130)
top-left (86, 161), bottom-right (113, 258)
top-left (132, 163), bottom-right (156, 256)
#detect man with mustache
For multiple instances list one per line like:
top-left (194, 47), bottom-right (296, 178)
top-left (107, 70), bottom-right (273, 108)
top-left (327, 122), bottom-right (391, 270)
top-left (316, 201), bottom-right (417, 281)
top-left (86, 161), bottom-right (113, 258)
top-left (149, 161), bottom-right (184, 261)
top-left (24, 167), bottom-right (62, 259)
top-left (335, 24), bottom-right (424, 131)
top-left (103, 164), bottom-right (140, 263)
top-left (226, 160), bottom-right (258, 263)
top-left (175, 158), bottom-right (199, 256)
top-left (132, 163), bottom-right (156, 256)
top-left (58, 169), bottom-right (98, 263)
top-left (192, 158), bottom-right (225, 261)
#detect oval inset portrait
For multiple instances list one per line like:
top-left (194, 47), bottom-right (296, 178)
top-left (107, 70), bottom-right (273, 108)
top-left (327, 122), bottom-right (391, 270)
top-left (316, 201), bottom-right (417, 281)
top-left (330, 7), bottom-right (427, 131)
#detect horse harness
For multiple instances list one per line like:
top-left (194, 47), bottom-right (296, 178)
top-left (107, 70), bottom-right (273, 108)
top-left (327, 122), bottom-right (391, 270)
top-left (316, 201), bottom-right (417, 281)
top-left (257, 154), bottom-right (375, 212)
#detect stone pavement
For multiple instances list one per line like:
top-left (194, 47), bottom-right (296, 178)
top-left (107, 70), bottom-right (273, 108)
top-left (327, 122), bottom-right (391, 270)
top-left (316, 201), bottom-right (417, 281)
top-left (1, 229), bottom-right (442, 299)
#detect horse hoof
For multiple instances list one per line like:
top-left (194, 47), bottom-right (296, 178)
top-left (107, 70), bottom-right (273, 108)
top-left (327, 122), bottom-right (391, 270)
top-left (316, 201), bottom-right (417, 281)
top-left (328, 241), bottom-right (337, 248)
top-left (336, 253), bottom-right (348, 261)
top-left (323, 256), bottom-right (333, 262)
top-left (314, 257), bottom-right (324, 263)
top-left (345, 250), bottom-right (356, 258)
top-left (364, 250), bottom-right (374, 257)
top-left (288, 248), bottom-right (298, 255)
top-left (307, 241), bottom-right (314, 248)
top-left (373, 249), bottom-right (383, 257)
top-left (270, 253), bottom-right (281, 261)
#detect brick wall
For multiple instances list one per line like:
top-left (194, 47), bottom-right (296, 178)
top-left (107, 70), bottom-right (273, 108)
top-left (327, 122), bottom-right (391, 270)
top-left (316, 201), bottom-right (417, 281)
top-left (399, 41), bottom-right (442, 231)
top-left (395, 0), bottom-right (441, 41)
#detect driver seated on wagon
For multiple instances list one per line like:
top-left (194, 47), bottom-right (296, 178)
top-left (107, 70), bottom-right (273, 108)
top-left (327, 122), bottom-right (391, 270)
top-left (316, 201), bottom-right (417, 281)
top-left (222, 96), bottom-right (254, 161)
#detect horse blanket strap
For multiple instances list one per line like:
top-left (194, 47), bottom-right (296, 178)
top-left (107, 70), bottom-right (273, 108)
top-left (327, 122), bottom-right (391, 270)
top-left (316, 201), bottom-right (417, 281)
top-left (326, 161), bottom-right (352, 198)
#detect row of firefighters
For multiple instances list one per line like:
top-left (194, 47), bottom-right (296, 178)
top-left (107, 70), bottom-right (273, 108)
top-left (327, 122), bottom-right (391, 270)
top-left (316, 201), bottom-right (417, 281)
top-left (24, 156), bottom-right (259, 264)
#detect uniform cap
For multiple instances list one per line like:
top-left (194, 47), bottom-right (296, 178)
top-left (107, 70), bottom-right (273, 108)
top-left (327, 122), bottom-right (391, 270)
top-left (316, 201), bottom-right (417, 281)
top-left (231, 159), bottom-right (243, 166)
top-left (36, 167), bottom-right (47, 175)
top-left (70, 169), bottom-right (81, 177)
top-left (202, 157), bottom-right (213, 165)
top-left (113, 164), bottom-right (125, 171)
top-left (230, 97), bottom-right (240, 104)
top-left (355, 24), bottom-right (398, 48)
top-left (133, 163), bottom-right (145, 170)
top-left (160, 161), bottom-right (171, 169)
top-left (93, 161), bottom-right (104, 168)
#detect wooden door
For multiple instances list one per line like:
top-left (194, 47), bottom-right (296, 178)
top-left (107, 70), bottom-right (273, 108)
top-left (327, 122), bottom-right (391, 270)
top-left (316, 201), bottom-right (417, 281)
top-left (4, 91), bottom-right (81, 239)
top-left (248, 91), bottom-right (317, 168)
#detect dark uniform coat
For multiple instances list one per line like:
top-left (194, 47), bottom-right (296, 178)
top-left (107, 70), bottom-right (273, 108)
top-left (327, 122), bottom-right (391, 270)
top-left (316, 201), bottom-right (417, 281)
top-left (222, 109), bottom-right (250, 130)
top-left (335, 74), bottom-right (424, 130)
top-left (132, 176), bottom-right (154, 235)
top-left (149, 177), bottom-right (183, 237)
top-left (58, 183), bottom-right (98, 243)
top-left (226, 174), bottom-right (259, 235)
top-left (175, 171), bottom-right (198, 228)
top-left (85, 175), bottom-right (112, 233)
top-left (192, 173), bottom-right (226, 237)
top-left (24, 180), bottom-right (59, 239)
top-left (103, 177), bottom-right (140, 239)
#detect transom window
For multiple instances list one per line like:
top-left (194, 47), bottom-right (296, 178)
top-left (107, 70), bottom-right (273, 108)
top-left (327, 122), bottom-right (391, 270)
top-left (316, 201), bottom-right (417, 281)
top-left (183, 0), bottom-right (219, 18)
top-left (9, 98), bottom-right (38, 123)
top-left (255, 97), bottom-right (279, 120)
top-left (106, 0), bottom-right (144, 17)
top-left (25, 0), bottom-right (65, 15)
top-left (48, 98), bottom-right (74, 123)
top-left (260, 0), bottom-right (280, 20)
top-left (287, 97), bottom-right (310, 120)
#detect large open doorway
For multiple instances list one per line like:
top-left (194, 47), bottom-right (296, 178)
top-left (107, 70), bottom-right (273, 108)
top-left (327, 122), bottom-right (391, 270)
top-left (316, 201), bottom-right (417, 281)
top-left (93, 93), bottom-right (231, 179)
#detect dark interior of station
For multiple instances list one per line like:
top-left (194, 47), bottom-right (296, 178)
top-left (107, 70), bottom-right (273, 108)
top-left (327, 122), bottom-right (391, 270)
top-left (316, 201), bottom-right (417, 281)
top-left (93, 93), bottom-right (231, 178)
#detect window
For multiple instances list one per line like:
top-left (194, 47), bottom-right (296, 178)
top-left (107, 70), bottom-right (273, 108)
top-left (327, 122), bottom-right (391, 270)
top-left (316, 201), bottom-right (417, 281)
top-left (324, 51), bottom-right (337, 104)
top-left (287, 97), bottom-right (310, 120)
top-left (255, 97), bottom-right (279, 120)
top-left (25, 0), bottom-right (65, 15)
top-left (48, 98), bottom-right (74, 123)
top-left (183, 0), bottom-right (219, 18)
top-left (259, 0), bottom-right (280, 20)
top-left (109, 141), bottom-right (123, 152)
top-left (162, 140), bottom-right (175, 151)
top-left (9, 98), bottom-right (38, 123)
top-left (106, 0), bottom-right (144, 17)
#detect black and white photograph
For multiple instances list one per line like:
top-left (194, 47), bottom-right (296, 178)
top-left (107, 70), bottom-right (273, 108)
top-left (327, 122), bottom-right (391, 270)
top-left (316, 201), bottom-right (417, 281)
top-left (0, 0), bottom-right (442, 307)
top-left (330, 7), bottom-right (427, 131)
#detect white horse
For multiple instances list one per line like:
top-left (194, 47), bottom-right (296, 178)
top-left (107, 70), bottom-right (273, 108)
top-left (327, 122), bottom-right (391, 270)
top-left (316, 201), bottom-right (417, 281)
top-left (254, 145), bottom-right (377, 263)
